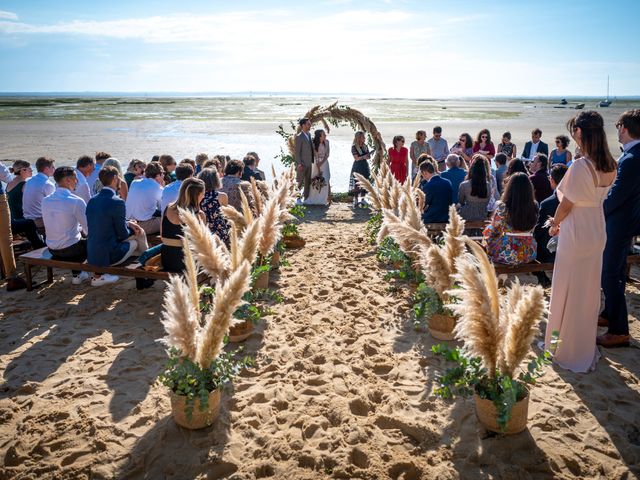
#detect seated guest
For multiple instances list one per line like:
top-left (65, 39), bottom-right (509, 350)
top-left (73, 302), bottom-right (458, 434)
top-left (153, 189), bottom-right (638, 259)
top-left (23, 156), bottom-right (56, 232)
top-left (124, 159), bottom-right (146, 187)
top-left (483, 172), bottom-right (538, 265)
top-left (419, 157), bottom-right (453, 224)
top-left (497, 131), bottom-right (517, 159)
top-left (522, 128), bottom-right (549, 161)
top-left (126, 161), bottom-right (165, 234)
top-left (458, 154), bottom-right (491, 221)
top-left (0, 162), bottom-right (28, 290)
top-left (533, 164), bottom-right (568, 286)
top-left (198, 168), bottom-right (230, 245)
top-left (195, 153), bottom-right (209, 174)
top-left (87, 151), bottom-right (111, 195)
top-left (5, 160), bottom-right (46, 250)
top-left (161, 178), bottom-right (206, 273)
top-left (41, 166), bottom-right (89, 285)
top-left (161, 163), bottom-right (194, 214)
top-left (87, 166), bottom-right (149, 286)
top-left (220, 159), bottom-right (256, 213)
top-left (503, 158), bottom-right (528, 190)
top-left (94, 158), bottom-right (128, 200)
top-left (449, 133), bottom-right (473, 168)
top-left (472, 129), bottom-right (496, 161)
top-left (159, 154), bottom-right (177, 184)
top-left (203, 158), bottom-right (223, 177)
top-left (550, 135), bottom-right (573, 166)
top-left (494, 153), bottom-right (508, 196)
top-left (441, 154), bottom-right (466, 204)
top-left (180, 158), bottom-right (197, 173)
top-left (528, 153), bottom-right (553, 203)
top-left (241, 155), bottom-right (262, 182)
top-left (74, 155), bottom-right (95, 204)
top-left (247, 152), bottom-right (266, 181)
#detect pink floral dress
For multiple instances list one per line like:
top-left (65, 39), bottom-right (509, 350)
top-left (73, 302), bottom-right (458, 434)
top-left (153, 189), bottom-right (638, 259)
top-left (483, 203), bottom-right (537, 265)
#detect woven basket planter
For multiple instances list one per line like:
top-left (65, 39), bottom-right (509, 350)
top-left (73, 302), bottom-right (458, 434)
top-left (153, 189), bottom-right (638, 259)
top-left (170, 389), bottom-right (221, 430)
top-left (428, 313), bottom-right (457, 341)
top-left (474, 392), bottom-right (529, 435)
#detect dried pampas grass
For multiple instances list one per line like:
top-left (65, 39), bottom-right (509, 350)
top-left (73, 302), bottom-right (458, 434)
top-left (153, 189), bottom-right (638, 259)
top-left (239, 189), bottom-right (254, 225)
top-left (231, 217), bottom-right (262, 270)
top-left (161, 275), bottom-right (199, 361)
top-left (443, 206), bottom-right (465, 274)
top-left (182, 236), bottom-right (200, 313)
top-left (353, 173), bottom-right (382, 210)
top-left (250, 178), bottom-right (263, 216)
top-left (379, 209), bottom-right (431, 255)
top-left (196, 260), bottom-right (252, 368)
top-left (420, 245), bottom-right (451, 298)
top-left (221, 206), bottom-right (248, 232)
top-left (180, 208), bottom-right (230, 282)
top-left (258, 198), bottom-right (281, 257)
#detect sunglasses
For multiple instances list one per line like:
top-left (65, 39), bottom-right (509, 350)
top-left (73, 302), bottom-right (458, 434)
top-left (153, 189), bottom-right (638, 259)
top-left (481, 135), bottom-right (488, 139)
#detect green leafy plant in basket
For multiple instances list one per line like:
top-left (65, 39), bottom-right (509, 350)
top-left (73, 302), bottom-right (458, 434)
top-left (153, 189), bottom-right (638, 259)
top-left (432, 238), bottom-right (552, 434)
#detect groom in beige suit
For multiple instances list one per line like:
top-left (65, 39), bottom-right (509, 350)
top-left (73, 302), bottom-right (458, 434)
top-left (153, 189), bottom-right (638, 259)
top-left (295, 118), bottom-right (314, 200)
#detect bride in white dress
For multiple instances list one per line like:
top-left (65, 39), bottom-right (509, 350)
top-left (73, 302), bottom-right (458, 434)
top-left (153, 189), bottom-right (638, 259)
top-left (304, 129), bottom-right (331, 205)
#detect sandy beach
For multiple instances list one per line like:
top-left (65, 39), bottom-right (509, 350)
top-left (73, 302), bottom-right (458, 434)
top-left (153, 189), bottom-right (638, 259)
top-left (1, 203), bottom-right (639, 479)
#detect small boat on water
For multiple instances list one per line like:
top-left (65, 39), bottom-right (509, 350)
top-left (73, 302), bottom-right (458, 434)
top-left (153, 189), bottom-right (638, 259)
top-left (560, 99), bottom-right (568, 105)
top-left (599, 76), bottom-right (612, 107)
top-left (575, 103), bottom-right (585, 110)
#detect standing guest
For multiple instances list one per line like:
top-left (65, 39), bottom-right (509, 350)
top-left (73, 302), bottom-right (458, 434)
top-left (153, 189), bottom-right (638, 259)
top-left (483, 172), bottom-right (538, 265)
top-left (161, 178), bottom-right (206, 273)
top-left (247, 151), bottom-right (266, 181)
top-left (598, 109), bottom-right (640, 348)
top-left (0, 162), bottom-right (27, 290)
top-left (533, 164), bottom-right (568, 286)
top-left (494, 153), bottom-right (509, 196)
top-left (544, 111), bottom-right (616, 372)
top-left (427, 126), bottom-right (449, 171)
top-left (458, 154), bottom-right (491, 221)
top-left (5, 161), bottom-right (45, 251)
top-left (74, 155), bottom-right (95, 204)
top-left (94, 158), bottom-right (128, 201)
top-left (41, 167), bottom-right (90, 285)
top-left (124, 159), bottom-right (146, 187)
top-left (522, 128), bottom-right (549, 161)
top-left (350, 131), bottom-right (372, 207)
top-left (87, 151), bottom-right (111, 195)
top-left (441, 154), bottom-right (467, 204)
top-left (220, 159), bottom-right (256, 213)
top-left (409, 130), bottom-right (431, 179)
top-left (449, 133), bottom-right (473, 167)
top-left (472, 129), bottom-right (496, 161)
top-left (295, 118), bottom-right (314, 201)
top-left (241, 155), bottom-right (262, 182)
top-left (195, 153), bottom-right (209, 174)
top-left (198, 168), bottom-right (230, 245)
top-left (126, 161), bottom-right (165, 234)
top-left (419, 157), bottom-right (453, 224)
top-left (87, 166), bottom-right (148, 286)
top-left (159, 155), bottom-right (177, 185)
top-left (550, 135), bottom-right (573, 166)
top-left (388, 135), bottom-right (409, 183)
top-left (161, 163), bottom-right (194, 215)
top-left (528, 153), bottom-right (553, 203)
top-left (497, 131), bottom-right (517, 159)
top-left (23, 156), bottom-right (56, 232)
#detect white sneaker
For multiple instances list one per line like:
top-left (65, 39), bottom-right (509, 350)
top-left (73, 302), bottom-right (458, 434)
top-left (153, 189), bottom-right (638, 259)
top-left (71, 271), bottom-right (90, 285)
top-left (295, 198), bottom-right (303, 206)
top-left (91, 274), bottom-right (119, 287)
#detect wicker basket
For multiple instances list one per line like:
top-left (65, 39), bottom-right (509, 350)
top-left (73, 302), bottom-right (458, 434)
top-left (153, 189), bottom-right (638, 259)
top-left (228, 319), bottom-right (254, 343)
top-left (428, 313), bottom-right (457, 341)
top-left (474, 392), bottom-right (529, 434)
top-left (282, 235), bottom-right (305, 249)
top-left (170, 389), bottom-right (221, 430)
top-left (253, 270), bottom-right (269, 290)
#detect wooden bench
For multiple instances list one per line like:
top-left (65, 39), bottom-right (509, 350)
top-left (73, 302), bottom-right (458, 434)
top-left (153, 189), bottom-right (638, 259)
top-left (20, 247), bottom-right (170, 291)
top-left (0, 238), bottom-right (32, 279)
top-left (425, 221), bottom-right (488, 238)
top-left (492, 254), bottom-right (640, 277)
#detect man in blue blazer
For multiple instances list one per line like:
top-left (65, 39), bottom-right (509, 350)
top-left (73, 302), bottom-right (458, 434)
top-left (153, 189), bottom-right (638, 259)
top-left (86, 166), bottom-right (148, 287)
top-left (522, 128), bottom-right (549, 161)
top-left (598, 110), bottom-right (640, 348)
top-left (419, 159), bottom-right (453, 224)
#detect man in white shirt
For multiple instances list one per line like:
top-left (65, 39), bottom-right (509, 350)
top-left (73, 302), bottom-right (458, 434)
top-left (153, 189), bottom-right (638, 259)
top-left (87, 151), bottom-right (111, 196)
top-left (23, 156), bottom-right (56, 232)
top-left (125, 161), bottom-right (165, 234)
top-left (160, 163), bottom-right (193, 214)
top-left (74, 155), bottom-right (95, 205)
top-left (41, 166), bottom-right (90, 285)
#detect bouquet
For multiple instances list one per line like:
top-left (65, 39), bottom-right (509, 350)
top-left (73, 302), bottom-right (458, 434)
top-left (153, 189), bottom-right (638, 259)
top-left (311, 174), bottom-right (326, 191)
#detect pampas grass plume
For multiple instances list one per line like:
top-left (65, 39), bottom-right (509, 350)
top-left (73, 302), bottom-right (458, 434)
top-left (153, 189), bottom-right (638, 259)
top-left (161, 275), bottom-right (200, 362)
top-left (180, 208), bottom-right (230, 282)
top-left (258, 198), bottom-right (280, 257)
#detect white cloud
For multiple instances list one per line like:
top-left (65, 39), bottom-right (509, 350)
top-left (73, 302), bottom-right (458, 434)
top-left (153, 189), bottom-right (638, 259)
top-left (0, 10), bottom-right (18, 20)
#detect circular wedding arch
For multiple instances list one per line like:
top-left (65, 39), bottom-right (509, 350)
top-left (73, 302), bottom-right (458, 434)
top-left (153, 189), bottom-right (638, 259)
top-left (277, 101), bottom-right (387, 169)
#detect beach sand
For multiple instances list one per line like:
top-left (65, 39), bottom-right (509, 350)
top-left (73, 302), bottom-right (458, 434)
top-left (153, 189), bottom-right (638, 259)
top-left (1, 203), bottom-right (640, 479)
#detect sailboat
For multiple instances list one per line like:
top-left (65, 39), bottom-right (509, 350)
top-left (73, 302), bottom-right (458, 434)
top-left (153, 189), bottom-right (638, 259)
top-left (599, 75), bottom-right (612, 107)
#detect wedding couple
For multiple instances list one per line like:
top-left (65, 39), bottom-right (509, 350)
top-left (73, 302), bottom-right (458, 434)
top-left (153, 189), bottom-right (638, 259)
top-left (295, 118), bottom-right (331, 205)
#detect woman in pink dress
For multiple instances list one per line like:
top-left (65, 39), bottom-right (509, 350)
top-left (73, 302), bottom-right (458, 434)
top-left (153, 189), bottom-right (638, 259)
top-left (544, 111), bottom-right (617, 372)
top-left (388, 135), bottom-right (409, 183)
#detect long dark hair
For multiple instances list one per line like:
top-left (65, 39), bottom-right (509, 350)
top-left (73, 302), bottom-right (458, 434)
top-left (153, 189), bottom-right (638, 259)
top-left (468, 155), bottom-right (488, 198)
top-left (312, 129), bottom-right (325, 152)
top-left (501, 172), bottom-right (538, 231)
top-left (461, 133), bottom-right (473, 149)
top-left (506, 158), bottom-right (527, 177)
top-left (567, 110), bottom-right (615, 173)
top-left (475, 128), bottom-right (491, 144)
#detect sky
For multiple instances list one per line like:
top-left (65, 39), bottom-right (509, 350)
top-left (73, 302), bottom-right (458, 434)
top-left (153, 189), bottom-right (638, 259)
top-left (0, 0), bottom-right (639, 96)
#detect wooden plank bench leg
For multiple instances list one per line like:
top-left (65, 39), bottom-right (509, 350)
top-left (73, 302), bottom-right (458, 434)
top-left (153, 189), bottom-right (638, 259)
top-left (25, 263), bottom-right (33, 291)
top-left (47, 267), bottom-right (53, 284)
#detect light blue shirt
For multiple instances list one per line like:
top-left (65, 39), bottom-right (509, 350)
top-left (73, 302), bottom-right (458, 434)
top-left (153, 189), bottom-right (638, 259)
top-left (23, 172), bottom-right (56, 220)
top-left (160, 180), bottom-right (183, 214)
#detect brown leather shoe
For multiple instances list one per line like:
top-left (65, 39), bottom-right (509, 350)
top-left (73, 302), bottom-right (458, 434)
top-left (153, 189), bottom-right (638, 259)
top-left (597, 316), bottom-right (609, 327)
top-left (6, 276), bottom-right (27, 292)
top-left (596, 333), bottom-right (630, 348)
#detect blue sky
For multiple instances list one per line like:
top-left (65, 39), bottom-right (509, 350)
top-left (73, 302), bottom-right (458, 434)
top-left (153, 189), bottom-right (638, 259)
top-left (0, 0), bottom-right (638, 96)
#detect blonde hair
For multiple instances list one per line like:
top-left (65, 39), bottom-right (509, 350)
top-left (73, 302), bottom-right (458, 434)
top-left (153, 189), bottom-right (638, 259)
top-left (174, 177), bottom-right (205, 212)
